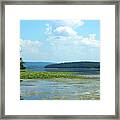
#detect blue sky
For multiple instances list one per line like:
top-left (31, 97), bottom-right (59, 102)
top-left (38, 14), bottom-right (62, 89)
top-left (20, 20), bottom-right (100, 62)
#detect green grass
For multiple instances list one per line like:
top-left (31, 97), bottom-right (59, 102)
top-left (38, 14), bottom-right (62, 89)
top-left (20, 70), bottom-right (98, 80)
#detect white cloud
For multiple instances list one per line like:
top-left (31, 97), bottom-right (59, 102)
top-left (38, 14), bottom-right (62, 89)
top-left (45, 24), bottom-right (52, 35)
top-left (54, 26), bottom-right (77, 36)
top-left (47, 36), bottom-right (73, 47)
top-left (63, 20), bottom-right (84, 28)
top-left (20, 39), bottom-right (42, 53)
top-left (47, 33), bottom-right (99, 48)
top-left (44, 22), bottom-right (99, 48)
top-left (81, 37), bottom-right (100, 47)
top-left (80, 34), bottom-right (100, 47)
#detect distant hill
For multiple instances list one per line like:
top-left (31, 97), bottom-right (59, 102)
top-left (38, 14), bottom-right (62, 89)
top-left (44, 62), bottom-right (100, 68)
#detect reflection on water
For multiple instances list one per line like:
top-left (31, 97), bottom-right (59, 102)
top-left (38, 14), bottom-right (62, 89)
top-left (45, 68), bottom-right (100, 74)
top-left (20, 78), bottom-right (100, 100)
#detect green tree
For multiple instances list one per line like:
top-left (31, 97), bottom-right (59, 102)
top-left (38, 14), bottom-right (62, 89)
top-left (20, 57), bottom-right (25, 69)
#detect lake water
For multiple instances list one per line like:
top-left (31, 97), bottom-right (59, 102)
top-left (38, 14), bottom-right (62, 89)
top-left (23, 62), bottom-right (52, 72)
top-left (20, 77), bottom-right (100, 100)
top-left (21, 62), bottom-right (100, 100)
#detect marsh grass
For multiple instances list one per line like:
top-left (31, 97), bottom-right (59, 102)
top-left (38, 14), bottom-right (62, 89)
top-left (20, 70), bottom-right (98, 80)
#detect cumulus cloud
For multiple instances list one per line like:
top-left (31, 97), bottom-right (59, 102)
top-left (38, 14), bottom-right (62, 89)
top-left (47, 33), bottom-right (99, 48)
top-left (45, 21), bottom-right (99, 48)
top-left (54, 26), bottom-right (77, 36)
top-left (80, 34), bottom-right (100, 47)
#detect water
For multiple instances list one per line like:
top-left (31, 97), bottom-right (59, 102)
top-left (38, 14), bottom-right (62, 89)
top-left (23, 62), bottom-right (53, 72)
top-left (21, 62), bottom-right (100, 100)
top-left (20, 77), bottom-right (100, 100)
top-left (45, 68), bottom-right (99, 74)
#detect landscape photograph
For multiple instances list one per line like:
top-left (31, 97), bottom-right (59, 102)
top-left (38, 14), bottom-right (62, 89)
top-left (20, 20), bottom-right (100, 100)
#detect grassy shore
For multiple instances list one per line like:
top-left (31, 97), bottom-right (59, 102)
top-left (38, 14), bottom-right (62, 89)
top-left (20, 70), bottom-right (99, 79)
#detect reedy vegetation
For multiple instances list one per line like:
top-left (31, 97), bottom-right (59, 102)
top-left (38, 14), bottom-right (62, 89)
top-left (20, 70), bottom-right (98, 79)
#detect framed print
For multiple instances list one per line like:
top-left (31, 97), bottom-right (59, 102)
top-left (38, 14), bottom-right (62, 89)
top-left (0, 0), bottom-right (119, 119)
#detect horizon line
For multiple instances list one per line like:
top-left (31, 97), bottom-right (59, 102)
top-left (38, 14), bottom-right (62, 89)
top-left (23, 60), bottom-right (100, 63)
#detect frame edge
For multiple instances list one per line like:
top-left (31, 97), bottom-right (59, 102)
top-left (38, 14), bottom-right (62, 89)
top-left (1, 0), bottom-right (119, 119)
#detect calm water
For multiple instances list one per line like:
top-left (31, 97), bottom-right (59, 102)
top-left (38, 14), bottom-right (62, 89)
top-left (20, 77), bottom-right (100, 100)
top-left (23, 62), bottom-right (52, 72)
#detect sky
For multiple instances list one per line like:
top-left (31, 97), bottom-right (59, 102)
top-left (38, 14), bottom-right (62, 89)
top-left (20, 20), bottom-right (100, 62)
